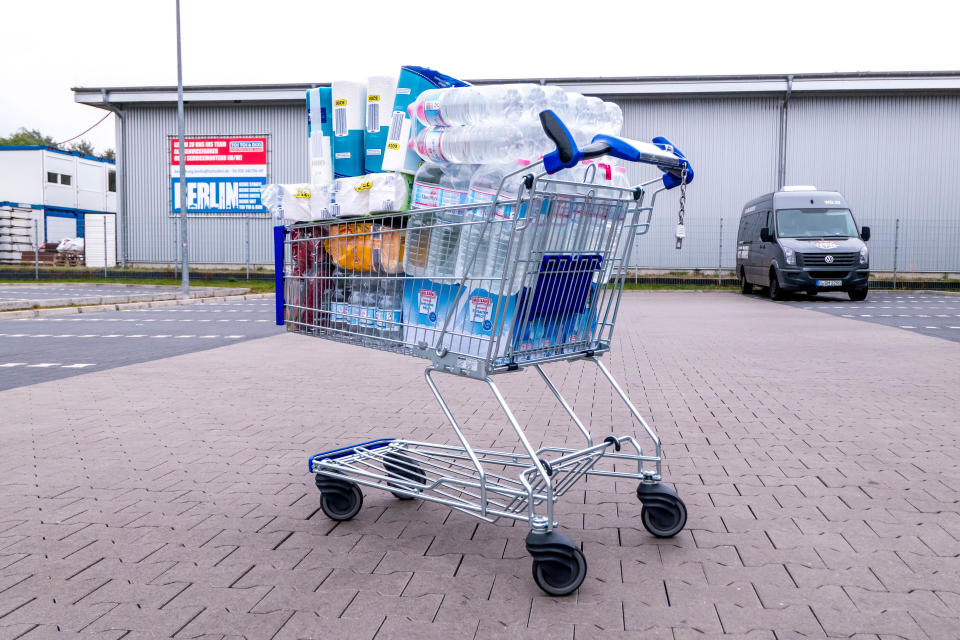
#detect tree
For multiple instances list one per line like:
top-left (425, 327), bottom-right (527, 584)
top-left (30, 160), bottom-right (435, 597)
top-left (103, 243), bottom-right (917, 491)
top-left (65, 140), bottom-right (96, 156)
top-left (102, 148), bottom-right (115, 162)
top-left (0, 127), bottom-right (56, 147)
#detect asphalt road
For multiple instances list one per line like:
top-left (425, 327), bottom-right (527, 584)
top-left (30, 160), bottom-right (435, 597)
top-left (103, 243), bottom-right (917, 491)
top-left (0, 297), bottom-right (282, 391)
top-left (775, 290), bottom-right (960, 342)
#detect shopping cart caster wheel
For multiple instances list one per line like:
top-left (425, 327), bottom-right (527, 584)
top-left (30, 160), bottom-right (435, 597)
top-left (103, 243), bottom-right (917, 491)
top-left (383, 451), bottom-right (426, 500)
top-left (532, 547), bottom-right (587, 597)
top-left (636, 483), bottom-right (687, 538)
top-left (526, 530), bottom-right (587, 596)
top-left (315, 475), bottom-right (363, 521)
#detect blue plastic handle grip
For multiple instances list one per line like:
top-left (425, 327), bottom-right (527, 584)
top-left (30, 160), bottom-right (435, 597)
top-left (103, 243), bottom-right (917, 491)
top-left (652, 136), bottom-right (694, 190)
top-left (273, 225), bottom-right (285, 326)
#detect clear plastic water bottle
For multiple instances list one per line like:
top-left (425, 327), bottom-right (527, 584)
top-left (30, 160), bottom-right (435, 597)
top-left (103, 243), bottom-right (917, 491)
top-left (601, 102), bottom-right (624, 135)
top-left (375, 278), bottom-right (403, 341)
top-left (409, 124), bottom-right (528, 165)
top-left (409, 84), bottom-right (548, 127)
top-left (403, 162), bottom-right (445, 278)
top-left (473, 159), bottom-right (535, 294)
top-left (455, 160), bottom-right (525, 285)
top-left (426, 163), bottom-right (477, 280)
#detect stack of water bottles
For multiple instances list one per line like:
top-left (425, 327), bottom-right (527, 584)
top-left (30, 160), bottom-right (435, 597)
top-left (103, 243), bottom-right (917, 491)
top-left (402, 83), bottom-right (626, 290)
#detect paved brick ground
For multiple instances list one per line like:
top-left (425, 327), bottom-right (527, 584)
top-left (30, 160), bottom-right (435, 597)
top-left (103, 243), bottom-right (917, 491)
top-left (1, 291), bottom-right (958, 639)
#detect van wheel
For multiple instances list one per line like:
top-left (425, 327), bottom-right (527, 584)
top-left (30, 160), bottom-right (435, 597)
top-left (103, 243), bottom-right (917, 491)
top-left (768, 272), bottom-right (785, 301)
top-left (848, 288), bottom-right (868, 302)
top-left (739, 271), bottom-right (753, 294)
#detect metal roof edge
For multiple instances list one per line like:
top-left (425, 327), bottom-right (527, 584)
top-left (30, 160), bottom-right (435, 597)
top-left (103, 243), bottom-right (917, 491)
top-left (0, 145), bottom-right (115, 164)
top-left (73, 70), bottom-right (960, 106)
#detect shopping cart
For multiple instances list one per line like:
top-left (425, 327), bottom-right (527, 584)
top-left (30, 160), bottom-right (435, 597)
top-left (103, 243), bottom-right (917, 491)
top-left (274, 111), bottom-right (694, 595)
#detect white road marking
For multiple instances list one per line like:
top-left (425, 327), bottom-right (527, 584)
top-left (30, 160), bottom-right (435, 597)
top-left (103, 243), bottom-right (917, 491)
top-left (0, 363), bottom-right (26, 368)
top-left (200, 335), bottom-right (219, 338)
top-left (901, 325), bottom-right (916, 329)
top-left (924, 326), bottom-right (937, 329)
top-left (151, 334), bottom-right (171, 338)
top-left (27, 363), bottom-right (60, 368)
top-left (225, 335), bottom-right (244, 339)
top-left (102, 334), bottom-right (123, 338)
top-left (53, 334), bottom-right (75, 338)
top-left (175, 335), bottom-right (195, 338)
top-left (127, 334), bottom-right (147, 338)
top-left (61, 363), bottom-right (96, 369)
top-left (859, 314), bottom-right (872, 318)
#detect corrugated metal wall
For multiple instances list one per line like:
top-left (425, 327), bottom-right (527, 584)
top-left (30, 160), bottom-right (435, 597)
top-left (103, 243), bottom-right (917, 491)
top-left (784, 95), bottom-right (960, 272)
top-left (119, 92), bottom-right (960, 272)
top-left (616, 96), bottom-right (781, 271)
top-left (121, 103), bottom-right (306, 265)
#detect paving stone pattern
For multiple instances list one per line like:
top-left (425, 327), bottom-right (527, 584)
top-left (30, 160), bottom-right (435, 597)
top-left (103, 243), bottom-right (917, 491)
top-left (0, 291), bottom-right (958, 639)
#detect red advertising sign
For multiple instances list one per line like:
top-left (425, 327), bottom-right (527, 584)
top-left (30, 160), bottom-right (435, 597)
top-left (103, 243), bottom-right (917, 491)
top-left (170, 137), bottom-right (267, 166)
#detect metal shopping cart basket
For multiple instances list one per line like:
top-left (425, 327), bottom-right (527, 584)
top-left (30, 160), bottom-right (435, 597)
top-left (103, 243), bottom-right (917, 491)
top-left (274, 112), bottom-right (695, 595)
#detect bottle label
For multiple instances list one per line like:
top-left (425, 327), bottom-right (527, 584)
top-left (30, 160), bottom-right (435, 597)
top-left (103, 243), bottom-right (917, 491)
top-left (374, 309), bottom-right (402, 330)
top-left (360, 306), bottom-right (376, 328)
top-left (412, 182), bottom-right (441, 208)
top-left (422, 100), bottom-right (448, 127)
top-left (470, 188), bottom-right (513, 219)
top-left (417, 129), bottom-right (447, 163)
top-left (332, 302), bottom-right (349, 323)
top-left (348, 303), bottom-right (359, 325)
top-left (437, 186), bottom-right (468, 208)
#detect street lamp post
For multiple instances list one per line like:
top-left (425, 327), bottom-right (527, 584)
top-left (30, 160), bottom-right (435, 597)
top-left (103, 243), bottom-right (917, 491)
top-left (176, 0), bottom-right (189, 297)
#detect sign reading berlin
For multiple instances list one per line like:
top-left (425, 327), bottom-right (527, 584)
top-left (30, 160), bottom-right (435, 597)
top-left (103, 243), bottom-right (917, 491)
top-left (170, 137), bottom-right (268, 213)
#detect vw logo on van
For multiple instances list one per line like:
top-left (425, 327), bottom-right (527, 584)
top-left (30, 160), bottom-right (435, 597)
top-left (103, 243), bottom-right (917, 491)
top-left (824, 255), bottom-right (834, 263)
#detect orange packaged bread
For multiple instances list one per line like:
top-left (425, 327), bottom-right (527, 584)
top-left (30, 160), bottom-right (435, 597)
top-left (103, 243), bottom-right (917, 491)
top-left (325, 222), bottom-right (405, 274)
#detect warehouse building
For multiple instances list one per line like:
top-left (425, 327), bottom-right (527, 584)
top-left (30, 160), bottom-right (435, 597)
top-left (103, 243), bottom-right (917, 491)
top-left (73, 71), bottom-right (960, 273)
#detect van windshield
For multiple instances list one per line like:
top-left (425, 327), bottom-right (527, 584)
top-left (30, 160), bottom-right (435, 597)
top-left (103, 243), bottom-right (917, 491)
top-left (776, 208), bottom-right (858, 238)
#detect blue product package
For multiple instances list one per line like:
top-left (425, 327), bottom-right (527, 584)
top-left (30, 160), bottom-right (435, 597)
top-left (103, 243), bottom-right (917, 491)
top-left (331, 81), bottom-right (366, 178)
top-left (306, 87), bottom-right (334, 184)
top-left (382, 66), bottom-right (469, 175)
top-left (401, 278), bottom-right (462, 349)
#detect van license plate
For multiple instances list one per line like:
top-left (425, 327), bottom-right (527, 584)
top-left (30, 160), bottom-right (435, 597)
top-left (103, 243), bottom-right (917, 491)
top-left (816, 279), bottom-right (842, 287)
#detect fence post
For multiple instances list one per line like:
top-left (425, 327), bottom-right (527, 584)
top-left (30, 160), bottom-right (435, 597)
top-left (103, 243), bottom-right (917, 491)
top-left (718, 217), bottom-right (723, 285)
top-left (892, 218), bottom-right (900, 289)
top-left (103, 215), bottom-right (108, 279)
top-left (245, 216), bottom-right (251, 280)
top-left (33, 219), bottom-right (39, 281)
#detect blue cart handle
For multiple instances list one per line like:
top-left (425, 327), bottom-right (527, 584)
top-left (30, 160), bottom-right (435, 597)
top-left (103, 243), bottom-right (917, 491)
top-left (539, 110), bottom-right (694, 190)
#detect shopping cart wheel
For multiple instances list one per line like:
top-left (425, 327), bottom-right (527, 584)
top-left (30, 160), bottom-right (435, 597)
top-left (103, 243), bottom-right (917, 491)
top-left (532, 547), bottom-right (587, 597)
top-left (636, 483), bottom-right (687, 538)
top-left (315, 475), bottom-right (363, 521)
top-left (383, 451), bottom-right (427, 500)
top-left (526, 529), bottom-right (587, 596)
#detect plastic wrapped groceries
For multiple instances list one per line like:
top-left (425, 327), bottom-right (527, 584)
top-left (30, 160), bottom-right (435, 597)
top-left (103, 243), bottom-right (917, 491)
top-left (369, 172), bottom-right (411, 213)
top-left (262, 183), bottom-right (333, 222)
top-left (324, 221), bottom-right (404, 274)
top-left (408, 84), bottom-right (622, 136)
top-left (330, 172), bottom-right (412, 217)
top-left (409, 124), bottom-right (528, 165)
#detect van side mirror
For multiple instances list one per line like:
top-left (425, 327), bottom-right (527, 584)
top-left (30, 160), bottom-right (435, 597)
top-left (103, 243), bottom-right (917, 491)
top-left (860, 226), bottom-right (871, 241)
top-left (759, 228), bottom-right (774, 242)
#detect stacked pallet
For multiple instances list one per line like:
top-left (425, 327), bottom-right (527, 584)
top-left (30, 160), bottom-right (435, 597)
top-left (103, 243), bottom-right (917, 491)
top-left (0, 208), bottom-right (35, 263)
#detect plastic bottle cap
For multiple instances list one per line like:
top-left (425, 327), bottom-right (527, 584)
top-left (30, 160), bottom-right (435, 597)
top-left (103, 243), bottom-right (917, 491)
top-left (517, 158), bottom-right (530, 166)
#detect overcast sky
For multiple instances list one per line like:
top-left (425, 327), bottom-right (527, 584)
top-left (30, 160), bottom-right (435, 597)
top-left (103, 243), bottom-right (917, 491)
top-left (1, 0), bottom-right (956, 155)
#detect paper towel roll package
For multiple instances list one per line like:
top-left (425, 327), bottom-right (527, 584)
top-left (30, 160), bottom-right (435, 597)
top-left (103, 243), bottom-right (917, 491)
top-left (261, 184), bottom-right (333, 222)
top-left (369, 172), bottom-right (411, 213)
top-left (364, 75), bottom-right (398, 174)
top-left (306, 88), bottom-right (334, 185)
top-left (382, 66), bottom-right (469, 175)
top-left (331, 176), bottom-right (372, 217)
top-left (331, 81), bottom-right (366, 178)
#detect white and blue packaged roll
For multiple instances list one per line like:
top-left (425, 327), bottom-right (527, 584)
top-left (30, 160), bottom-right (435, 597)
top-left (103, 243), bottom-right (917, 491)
top-left (306, 87), bottom-right (334, 185)
top-left (364, 75), bottom-right (397, 174)
top-left (331, 81), bottom-right (366, 178)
